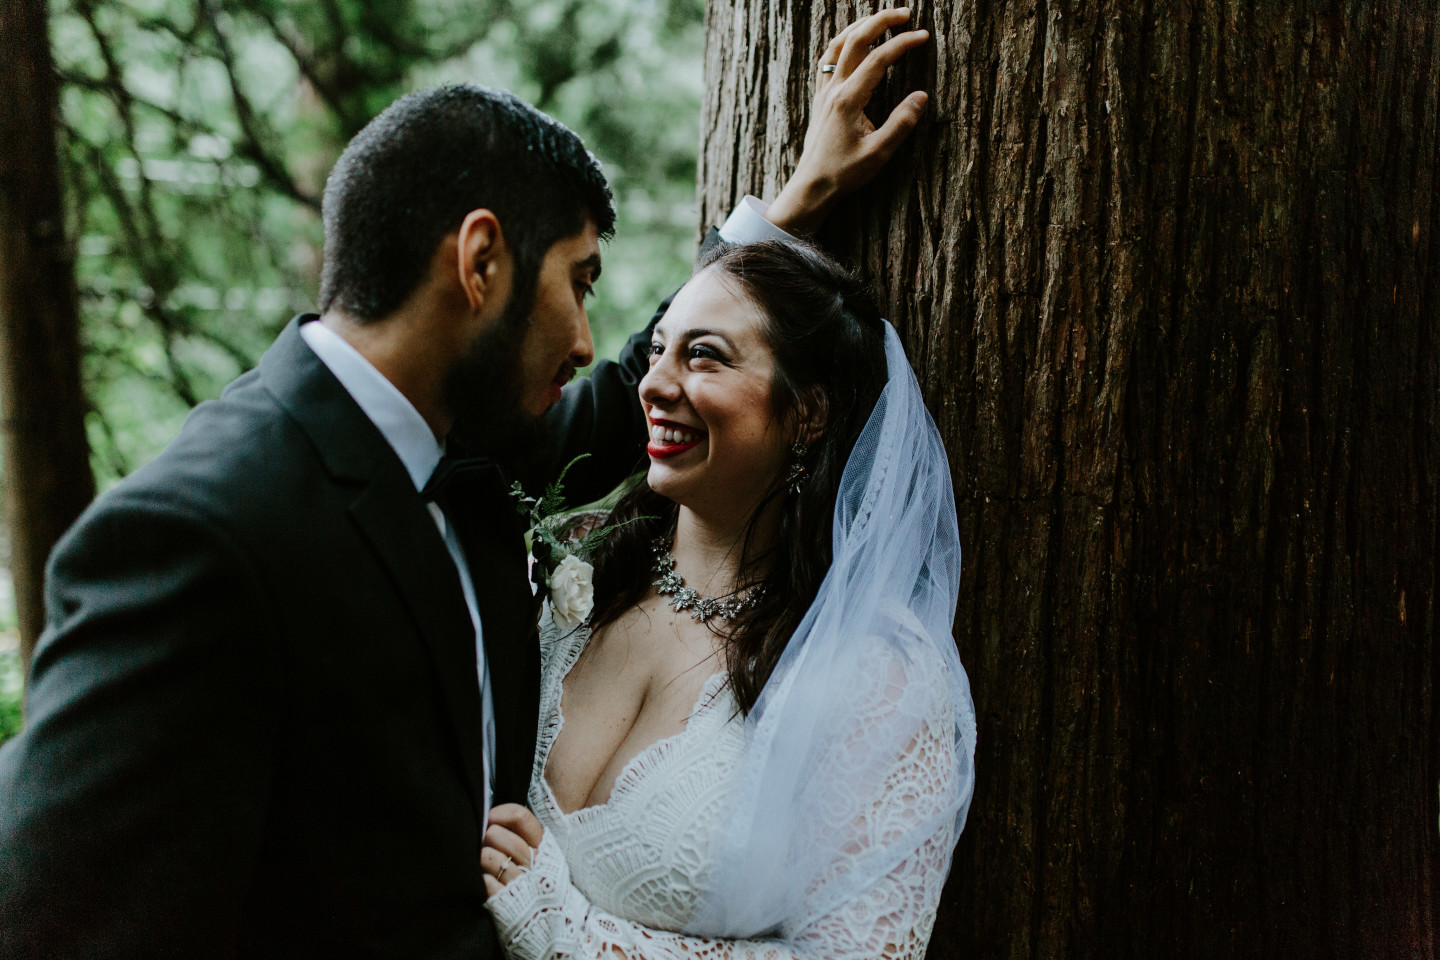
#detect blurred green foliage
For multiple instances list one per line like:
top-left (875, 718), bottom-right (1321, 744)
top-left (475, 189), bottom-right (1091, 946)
top-left (0, 648), bottom-right (20, 745)
top-left (53, 0), bottom-right (706, 486)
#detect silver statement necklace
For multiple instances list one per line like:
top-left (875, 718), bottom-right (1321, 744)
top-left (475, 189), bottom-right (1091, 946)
top-left (651, 535), bottom-right (766, 623)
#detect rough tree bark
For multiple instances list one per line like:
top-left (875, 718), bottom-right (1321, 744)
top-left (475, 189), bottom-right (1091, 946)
top-left (0, 0), bottom-right (96, 671)
top-left (700, 3), bottom-right (1438, 957)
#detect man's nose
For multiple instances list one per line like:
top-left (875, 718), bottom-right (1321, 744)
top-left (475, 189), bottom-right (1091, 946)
top-left (571, 313), bottom-right (595, 369)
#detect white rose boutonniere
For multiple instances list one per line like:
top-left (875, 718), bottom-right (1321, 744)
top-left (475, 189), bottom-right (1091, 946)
top-left (548, 553), bottom-right (594, 630)
top-left (511, 454), bottom-right (647, 631)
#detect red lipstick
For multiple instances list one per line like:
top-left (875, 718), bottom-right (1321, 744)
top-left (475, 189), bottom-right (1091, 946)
top-left (647, 417), bottom-right (705, 460)
top-left (648, 438), bottom-right (702, 459)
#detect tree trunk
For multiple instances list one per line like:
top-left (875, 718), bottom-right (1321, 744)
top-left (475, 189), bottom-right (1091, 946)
top-left (0, 0), bottom-right (96, 671)
top-left (700, 3), bottom-right (1438, 957)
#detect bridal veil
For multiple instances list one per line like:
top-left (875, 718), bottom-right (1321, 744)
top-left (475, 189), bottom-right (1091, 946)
top-left (689, 321), bottom-right (977, 940)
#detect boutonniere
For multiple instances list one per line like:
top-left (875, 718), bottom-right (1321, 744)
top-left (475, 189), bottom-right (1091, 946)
top-left (510, 454), bottom-right (633, 630)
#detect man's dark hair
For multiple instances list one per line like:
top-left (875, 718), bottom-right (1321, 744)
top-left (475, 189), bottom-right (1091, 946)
top-left (318, 84), bottom-right (616, 322)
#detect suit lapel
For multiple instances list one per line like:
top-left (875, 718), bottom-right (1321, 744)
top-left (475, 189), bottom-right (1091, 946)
top-left (348, 475), bottom-right (490, 820)
top-left (447, 471), bottom-right (543, 806)
top-left (260, 317), bottom-right (489, 821)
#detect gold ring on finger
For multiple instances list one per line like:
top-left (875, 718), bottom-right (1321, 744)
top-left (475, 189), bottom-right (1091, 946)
top-left (498, 855), bottom-right (514, 882)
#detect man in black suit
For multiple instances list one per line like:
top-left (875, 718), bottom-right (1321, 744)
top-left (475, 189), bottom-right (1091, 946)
top-left (0, 10), bottom-right (930, 956)
top-left (0, 85), bottom-right (645, 959)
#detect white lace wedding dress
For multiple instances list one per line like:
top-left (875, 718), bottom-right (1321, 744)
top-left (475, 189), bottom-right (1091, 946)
top-left (485, 606), bottom-right (960, 960)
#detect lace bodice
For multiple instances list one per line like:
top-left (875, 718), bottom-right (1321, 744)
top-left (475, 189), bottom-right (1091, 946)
top-left (531, 618), bottom-right (745, 929)
top-left (485, 607), bottom-right (958, 959)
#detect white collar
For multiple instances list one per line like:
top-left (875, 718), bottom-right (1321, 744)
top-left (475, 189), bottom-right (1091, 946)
top-left (299, 319), bottom-right (443, 492)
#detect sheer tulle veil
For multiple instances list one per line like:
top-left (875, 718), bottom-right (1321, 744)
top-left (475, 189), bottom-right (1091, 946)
top-left (687, 322), bottom-right (977, 940)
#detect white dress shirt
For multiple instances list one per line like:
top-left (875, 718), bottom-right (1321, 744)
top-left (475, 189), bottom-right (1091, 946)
top-left (300, 320), bottom-right (498, 823)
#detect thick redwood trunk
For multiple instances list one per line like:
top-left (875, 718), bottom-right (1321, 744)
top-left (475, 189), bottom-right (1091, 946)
top-left (701, 2), bottom-right (1439, 957)
top-left (0, 0), bottom-right (96, 670)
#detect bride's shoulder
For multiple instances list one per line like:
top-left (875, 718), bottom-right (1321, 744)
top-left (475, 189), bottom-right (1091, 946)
top-left (537, 600), bottom-right (592, 674)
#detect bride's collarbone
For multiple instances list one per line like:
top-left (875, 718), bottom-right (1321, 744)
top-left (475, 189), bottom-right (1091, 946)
top-left (546, 598), bottom-right (726, 813)
top-left (573, 596), bottom-right (723, 697)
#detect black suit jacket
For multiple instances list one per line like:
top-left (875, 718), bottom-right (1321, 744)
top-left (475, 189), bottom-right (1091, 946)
top-left (0, 294), bottom-right (665, 959)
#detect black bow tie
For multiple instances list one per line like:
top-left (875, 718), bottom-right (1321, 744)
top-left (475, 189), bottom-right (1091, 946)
top-left (422, 453), bottom-right (496, 504)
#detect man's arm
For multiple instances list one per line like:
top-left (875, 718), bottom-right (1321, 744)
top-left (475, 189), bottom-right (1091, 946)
top-left (0, 494), bottom-right (284, 958)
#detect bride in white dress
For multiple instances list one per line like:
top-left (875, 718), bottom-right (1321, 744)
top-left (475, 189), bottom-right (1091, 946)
top-left (478, 226), bottom-right (976, 959)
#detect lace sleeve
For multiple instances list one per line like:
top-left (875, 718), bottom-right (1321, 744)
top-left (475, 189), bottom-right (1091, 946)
top-left (486, 685), bottom-right (957, 960)
top-left (787, 677), bottom-right (958, 960)
top-left (487, 832), bottom-right (792, 959)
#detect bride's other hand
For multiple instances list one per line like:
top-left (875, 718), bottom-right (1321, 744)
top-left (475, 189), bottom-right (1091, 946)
top-left (481, 803), bottom-right (544, 897)
top-left (765, 7), bottom-right (931, 236)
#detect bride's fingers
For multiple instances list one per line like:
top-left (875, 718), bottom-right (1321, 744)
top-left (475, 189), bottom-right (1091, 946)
top-left (484, 874), bottom-right (504, 898)
top-left (480, 844), bottom-right (530, 889)
top-left (847, 29), bottom-right (930, 104)
top-left (817, 20), bottom-right (856, 81)
top-left (488, 803), bottom-right (545, 848)
top-left (835, 8), bottom-right (912, 80)
top-left (482, 824), bottom-right (533, 871)
top-left (868, 90), bottom-right (930, 162)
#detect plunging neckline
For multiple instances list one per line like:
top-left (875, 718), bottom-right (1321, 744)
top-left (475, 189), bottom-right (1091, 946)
top-left (539, 624), bottom-right (728, 821)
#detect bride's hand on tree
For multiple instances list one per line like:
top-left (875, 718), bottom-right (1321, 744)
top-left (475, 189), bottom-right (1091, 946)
top-left (481, 803), bottom-right (545, 897)
top-left (765, 7), bottom-right (932, 236)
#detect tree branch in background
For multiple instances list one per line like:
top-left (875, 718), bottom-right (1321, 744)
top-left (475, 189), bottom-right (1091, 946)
top-left (83, 399), bottom-right (133, 480)
top-left (239, 3), bottom-right (365, 135)
top-left (73, 0), bottom-right (173, 280)
top-left (77, 135), bottom-right (202, 409)
top-left (195, 0), bottom-right (322, 212)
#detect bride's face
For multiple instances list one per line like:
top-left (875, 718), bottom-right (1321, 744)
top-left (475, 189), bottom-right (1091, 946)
top-left (639, 269), bottom-right (792, 517)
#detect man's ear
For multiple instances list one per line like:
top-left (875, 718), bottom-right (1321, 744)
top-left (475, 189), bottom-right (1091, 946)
top-left (455, 208), bottom-right (508, 312)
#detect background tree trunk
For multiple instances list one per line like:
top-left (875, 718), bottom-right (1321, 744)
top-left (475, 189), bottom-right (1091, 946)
top-left (700, 2), bottom-right (1438, 957)
top-left (0, 0), bottom-right (96, 671)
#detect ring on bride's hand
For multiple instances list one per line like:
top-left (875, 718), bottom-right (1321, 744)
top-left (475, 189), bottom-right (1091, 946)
top-left (819, 63), bottom-right (837, 73)
top-left (498, 855), bottom-right (514, 882)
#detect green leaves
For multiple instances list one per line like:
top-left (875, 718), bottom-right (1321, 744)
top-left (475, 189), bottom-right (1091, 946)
top-left (511, 453), bottom-right (648, 583)
top-left (0, 647), bottom-right (22, 746)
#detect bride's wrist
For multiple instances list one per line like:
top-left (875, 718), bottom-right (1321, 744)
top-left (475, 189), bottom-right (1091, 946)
top-left (766, 174), bottom-right (836, 237)
top-left (486, 833), bottom-right (586, 958)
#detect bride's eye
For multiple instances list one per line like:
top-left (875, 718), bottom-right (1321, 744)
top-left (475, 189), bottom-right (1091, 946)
top-left (689, 344), bottom-right (726, 363)
top-left (647, 342), bottom-right (664, 361)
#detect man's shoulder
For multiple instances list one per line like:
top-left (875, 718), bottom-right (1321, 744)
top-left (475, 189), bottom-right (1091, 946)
top-left (96, 375), bottom-right (319, 531)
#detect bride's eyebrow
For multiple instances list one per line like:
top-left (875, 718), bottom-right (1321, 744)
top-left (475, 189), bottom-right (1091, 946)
top-left (667, 327), bottom-right (737, 350)
top-left (650, 324), bottom-right (739, 353)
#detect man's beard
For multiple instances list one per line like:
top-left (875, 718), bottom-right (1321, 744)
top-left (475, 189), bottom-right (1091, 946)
top-left (442, 295), bottom-right (553, 458)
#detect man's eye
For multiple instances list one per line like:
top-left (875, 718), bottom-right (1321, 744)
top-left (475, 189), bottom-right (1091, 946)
top-left (576, 282), bottom-right (595, 300)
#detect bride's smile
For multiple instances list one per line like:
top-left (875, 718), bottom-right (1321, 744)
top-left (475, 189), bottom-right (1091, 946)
top-left (639, 268), bottom-right (792, 517)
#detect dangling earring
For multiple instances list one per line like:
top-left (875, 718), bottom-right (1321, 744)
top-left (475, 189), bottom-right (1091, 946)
top-left (785, 441), bottom-right (808, 494)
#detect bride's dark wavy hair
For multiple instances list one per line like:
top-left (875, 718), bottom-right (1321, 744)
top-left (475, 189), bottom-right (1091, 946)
top-left (588, 238), bottom-right (889, 714)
